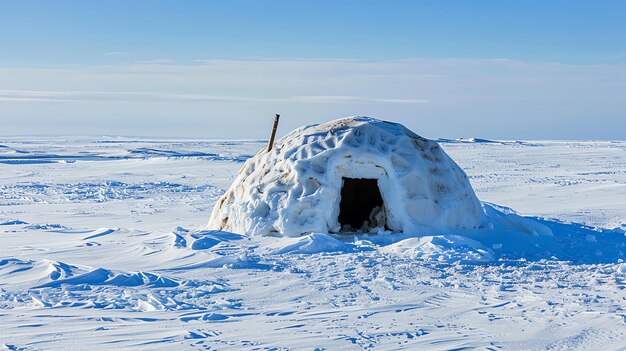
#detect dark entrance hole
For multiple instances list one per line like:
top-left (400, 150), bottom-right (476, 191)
top-left (338, 177), bottom-right (386, 232)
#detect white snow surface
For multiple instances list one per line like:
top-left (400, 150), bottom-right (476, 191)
top-left (209, 117), bottom-right (485, 236)
top-left (1, 136), bottom-right (626, 350)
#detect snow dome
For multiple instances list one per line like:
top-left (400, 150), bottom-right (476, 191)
top-left (209, 117), bottom-right (486, 237)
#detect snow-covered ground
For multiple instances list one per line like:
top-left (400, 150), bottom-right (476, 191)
top-left (1, 137), bottom-right (625, 350)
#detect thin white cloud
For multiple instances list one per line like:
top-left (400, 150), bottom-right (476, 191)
top-left (289, 95), bottom-right (427, 104)
top-left (132, 59), bottom-right (173, 65)
top-left (0, 89), bottom-right (428, 104)
top-left (105, 51), bottom-right (131, 57)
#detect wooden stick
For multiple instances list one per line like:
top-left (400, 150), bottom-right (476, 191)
top-left (267, 114), bottom-right (280, 152)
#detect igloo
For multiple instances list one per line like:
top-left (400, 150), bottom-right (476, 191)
top-left (208, 116), bottom-right (486, 237)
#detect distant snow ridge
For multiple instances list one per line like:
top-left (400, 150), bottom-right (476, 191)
top-left (209, 116), bottom-right (486, 236)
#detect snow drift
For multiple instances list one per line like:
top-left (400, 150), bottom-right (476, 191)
top-left (209, 116), bottom-right (486, 236)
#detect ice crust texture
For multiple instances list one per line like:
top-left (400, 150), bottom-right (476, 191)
top-left (209, 117), bottom-right (486, 236)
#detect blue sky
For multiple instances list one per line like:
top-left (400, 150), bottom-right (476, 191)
top-left (1, 1), bottom-right (625, 139)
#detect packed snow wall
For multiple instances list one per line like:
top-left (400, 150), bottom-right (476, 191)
top-left (208, 116), bottom-right (486, 237)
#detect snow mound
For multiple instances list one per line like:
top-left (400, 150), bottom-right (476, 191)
top-left (209, 116), bottom-right (486, 236)
top-left (169, 227), bottom-right (245, 250)
top-left (0, 259), bottom-right (180, 290)
top-left (36, 268), bottom-right (179, 288)
top-left (267, 233), bottom-right (351, 254)
top-left (381, 236), bottom-right (495, 263)
top-left (189, 230), bottom-right (245, 250)
top-left (0, 258), bottom-right (86, 288)
top-left (0, 219), bottom-right (27, 226)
